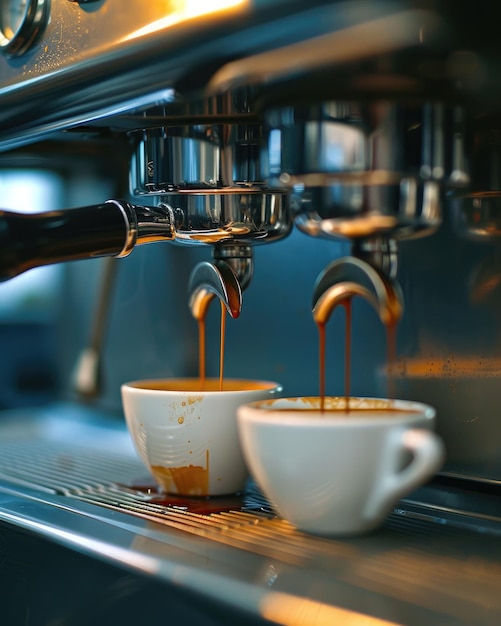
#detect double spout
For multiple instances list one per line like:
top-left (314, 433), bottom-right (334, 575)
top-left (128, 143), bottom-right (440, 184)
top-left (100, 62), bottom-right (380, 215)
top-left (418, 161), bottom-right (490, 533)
top-left (188, 259), bottom-right (242, 322)
top-left (187, 243), bottom-right (254, 320)
top-left (313, 255), bottom-right (404, 327)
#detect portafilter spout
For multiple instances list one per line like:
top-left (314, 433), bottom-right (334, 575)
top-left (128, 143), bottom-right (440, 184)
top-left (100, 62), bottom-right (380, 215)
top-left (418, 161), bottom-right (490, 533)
top-left (188, 259), bottom-right (243, 322)
top-left (312, 255), bottom-right (403, 327)
top-left (188, 243), bottom-right (254, 320)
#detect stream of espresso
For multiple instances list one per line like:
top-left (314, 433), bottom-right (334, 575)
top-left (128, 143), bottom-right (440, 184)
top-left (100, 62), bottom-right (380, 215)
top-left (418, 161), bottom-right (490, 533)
top-left (197, 300), bottom-right (226, 391)
top-left (198, 318), bottom-right (206, 389)
top-left (386, 319), bottom-right (397, 400)
top-left (219, 300), bottom-right (226, 391)
top-left (318, 299), bottom-right (352, 412)
top-left (344, 299), bottom-right (352, 411)
top-left (318, 321), bottom-right (326, 410)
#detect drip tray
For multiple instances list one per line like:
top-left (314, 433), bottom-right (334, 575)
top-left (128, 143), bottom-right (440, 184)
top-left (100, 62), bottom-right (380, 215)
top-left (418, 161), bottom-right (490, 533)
top-left (0, 404), bottom-right (500, 626)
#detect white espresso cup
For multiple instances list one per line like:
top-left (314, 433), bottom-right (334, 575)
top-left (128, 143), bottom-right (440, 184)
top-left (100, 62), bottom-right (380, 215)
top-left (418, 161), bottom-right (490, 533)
top-left (237, 396), bottom-right (445, 536)
top-left (121, 378), bottom-right (282, 497)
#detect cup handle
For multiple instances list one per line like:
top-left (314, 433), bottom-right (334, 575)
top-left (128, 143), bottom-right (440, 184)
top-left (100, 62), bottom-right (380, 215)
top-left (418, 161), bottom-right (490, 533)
top-left (363, 428), bottom-right (445, 523)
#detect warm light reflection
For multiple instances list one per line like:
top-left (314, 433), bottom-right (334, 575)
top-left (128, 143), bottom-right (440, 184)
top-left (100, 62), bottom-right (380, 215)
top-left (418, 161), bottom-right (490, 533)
top-left (122, 0), bottom-right (249, 42)
top-left (260, 591), bottom-right (403, 626)
top-left (209, 10), bottom-right (440, 92)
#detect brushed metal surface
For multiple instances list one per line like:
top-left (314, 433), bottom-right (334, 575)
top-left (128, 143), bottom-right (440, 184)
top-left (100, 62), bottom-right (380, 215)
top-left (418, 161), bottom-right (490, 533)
top-left (0, 1), bottom-right (459, 150)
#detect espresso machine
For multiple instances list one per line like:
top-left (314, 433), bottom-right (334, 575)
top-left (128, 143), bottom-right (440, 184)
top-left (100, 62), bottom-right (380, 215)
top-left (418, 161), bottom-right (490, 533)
top-left (0, 1), bottom-right (500, 624)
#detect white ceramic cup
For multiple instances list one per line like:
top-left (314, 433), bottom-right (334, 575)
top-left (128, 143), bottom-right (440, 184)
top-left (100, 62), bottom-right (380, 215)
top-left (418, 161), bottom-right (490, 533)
top-left (121, 377), bottom-right (282, 497)
top-left (237, 396), bottom-right (445, 536)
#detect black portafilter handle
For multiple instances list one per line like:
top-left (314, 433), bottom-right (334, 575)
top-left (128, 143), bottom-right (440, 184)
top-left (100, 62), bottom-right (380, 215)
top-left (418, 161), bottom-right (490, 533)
top-left (0, 199), bottom-right (175, 282)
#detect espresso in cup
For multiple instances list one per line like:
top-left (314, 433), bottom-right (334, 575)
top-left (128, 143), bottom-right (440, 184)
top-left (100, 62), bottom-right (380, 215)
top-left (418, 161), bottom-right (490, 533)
top-left (130, 378), bottom-right (274, 392)
top-left (237, 396), bottom-right (444, 536)
top-left (121, 377), bottom-right (282, 497)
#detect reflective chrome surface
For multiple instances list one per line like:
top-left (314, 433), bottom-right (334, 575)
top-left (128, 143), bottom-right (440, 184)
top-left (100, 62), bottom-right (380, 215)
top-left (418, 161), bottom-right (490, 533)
top-left (154, 191), bottom-right (291, 245)
top-left (130, 112), bottom-right (292, 253)
top-left (188, 259), bottom-right (242, 319)
top-left (0, 0), bottom-right (50, 56)
top-left (267, 102), bottom-right (466, 242)
top-left (313, 256), bottom-right (403, 326)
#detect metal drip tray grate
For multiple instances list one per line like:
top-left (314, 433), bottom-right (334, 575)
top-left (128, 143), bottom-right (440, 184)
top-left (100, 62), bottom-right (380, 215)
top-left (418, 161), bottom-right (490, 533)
top-left (0, 438), bottom-right (282, 537)
top-left (0, 434), bottom-right (497, 555)
top-left (0, 438), bottom-right (368, 565)
top-left (0, 439), bottom-right (145, 496)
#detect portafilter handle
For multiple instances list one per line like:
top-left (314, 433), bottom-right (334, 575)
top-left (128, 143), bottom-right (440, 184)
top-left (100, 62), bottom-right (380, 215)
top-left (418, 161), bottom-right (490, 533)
top-left (0, 199), bottom-right (175, 282)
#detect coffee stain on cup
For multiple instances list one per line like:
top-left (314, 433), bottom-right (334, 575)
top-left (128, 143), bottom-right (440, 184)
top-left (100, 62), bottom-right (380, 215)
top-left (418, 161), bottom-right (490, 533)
top-left (151, 450), bottom-right (209, 496)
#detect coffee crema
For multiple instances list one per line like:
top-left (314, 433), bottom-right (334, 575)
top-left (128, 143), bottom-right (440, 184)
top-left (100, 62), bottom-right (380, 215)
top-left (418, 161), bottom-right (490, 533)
top-left (130, 378), bottom-right (277, 392)
top-left (265, 407), bottom-right (421, 417)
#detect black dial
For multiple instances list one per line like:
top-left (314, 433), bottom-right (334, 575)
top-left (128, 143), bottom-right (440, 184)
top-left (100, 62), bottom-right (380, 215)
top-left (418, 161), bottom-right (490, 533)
top-left (0, 0), bottom-right (50, 56)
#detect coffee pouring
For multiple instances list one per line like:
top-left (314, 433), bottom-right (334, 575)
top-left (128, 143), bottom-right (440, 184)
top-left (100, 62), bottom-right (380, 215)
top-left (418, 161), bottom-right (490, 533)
top-left (0, 0), bottom-right (500, 496)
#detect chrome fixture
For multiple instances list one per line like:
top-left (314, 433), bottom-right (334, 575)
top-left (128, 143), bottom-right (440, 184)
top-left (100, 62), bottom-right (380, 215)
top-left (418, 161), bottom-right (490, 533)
top-left (312, 256), bottom-right (404, 328)
top-left (127, 98), bottom-right (292, 316)
top-left (454, 127), bottom-right (501, 242)
top-left (188, 259), bottom-right (242, 322)
top-left (262, 100), bottom-right (468, 314)
top-left (265, 101), bottom-right (468, 244)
